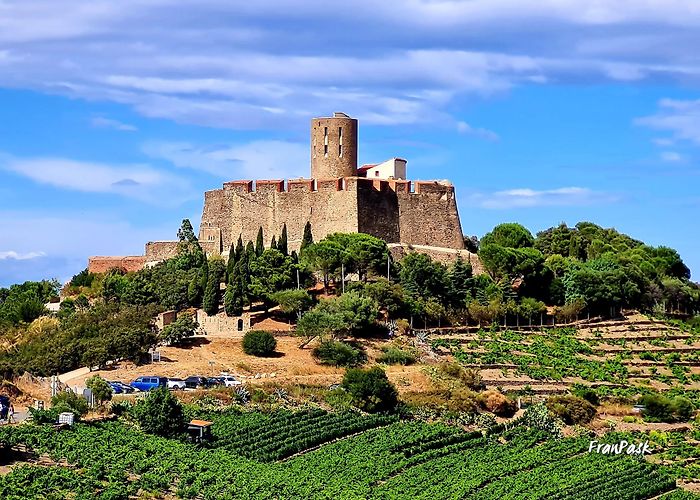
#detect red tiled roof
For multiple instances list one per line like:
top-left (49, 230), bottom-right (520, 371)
top-left (358, 164), bottom-right (377, 172)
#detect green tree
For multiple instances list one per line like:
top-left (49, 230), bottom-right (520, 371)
top-left (85, 375), bottom-right (113, 405)
top-left (278, 223), bottom-right (289, 256)
top-left (324, 233), bottom-right (389, 281)
top-left (448, 257), bottom-right (473, 304)
top-left (51, 391), bottom-right (89, 418)
top-left (270, 289), bottom-right (313, 316)
top-left (175, 219), bottom-right (206, 270)
top-left (398, 253), bottom-right (450, 303)
top-left (161, 313), bottom-right (199, 345)
top-left (131, 387), bottom-right (186, 437)
top-left (300, 221), bottom-right (314, 252)
top-left (301, 239), bottom-right (343, 291)
top-left (248, 249), bottom-right (295, 308)
top-left (481, 223), bottom-right (535, 249)
top-left (202, 256), bottom-right (226, 315)
top-left (341, 366), bottom-right (398, 413)
top-left (255, 227), bottom-right (264, 256)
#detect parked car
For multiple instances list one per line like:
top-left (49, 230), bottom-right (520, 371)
top-left (107, 381), bottom-right (123, 394)
top-left (167, 378), bottom-right (186, 390)
top-left (130, 376), bottom-right (168, 392)
top-left (207, 377), bottom-right (225, 387)
top-left (184, 376), bottom-right (210, 389)
top-left (220, 375), bottom-right (242, 387)
top-left (108, 381), bottom-right (135, 394)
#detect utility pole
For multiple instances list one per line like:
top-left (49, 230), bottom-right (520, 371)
top-left (341, 263), bottom-right (345, 293)
top-left (296, 269), bottom-right (300, 290)
top-left (387, 255), bottom-right (390, 280)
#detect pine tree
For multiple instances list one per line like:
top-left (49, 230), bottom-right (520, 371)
top-left (270, 235), bottom-right (277, 251)
top-left (449, 257), bottom-right (473, 304)
top-left (278, 224), bottom-right (288, 256)
top-left (255, 227), bottom-right (264, 256)
top-left (301, 221), bottom-right (313, 253)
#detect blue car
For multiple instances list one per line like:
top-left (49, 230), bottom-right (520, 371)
top-left (130, 376), bottom-right (168, 392)
top-left (108, 382), bottom-right (123, 394)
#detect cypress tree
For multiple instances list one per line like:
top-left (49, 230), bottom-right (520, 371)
top-left (226, 242), bottom-right (237, 280)
top-left (246, 241), bottom-right (255, 258)
top-left (301, 221), bottom-right (313, 252)
top-left (270, 235), bottom-right (277, 251)
top-left (235, 235), bottom-right (244, 262)
top-left (279, 224), bottom-right (288, 256)
top-left (255, 227), bottom-right (264, 256)
top-left (203, 257), bottom-right (225, 316)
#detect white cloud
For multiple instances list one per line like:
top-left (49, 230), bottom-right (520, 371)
top-left (660, 151), bottom-right (684, 163)
top-left (636, 99), bottom-right (700, 144)
top-left (0, 153), bottom-right (194, 205)
top-left (0, 250), bottom-right (46, 260)
top-left (0, 1), bottom-right (700, 129)
top-left (471, 186), bottom-right (618, 209)
top-left (143, 140), bottom-right (308, 179)
top-left (90, 116), bottom-right (137, 131)
top-left (456, 121), bottom-right (499, 141)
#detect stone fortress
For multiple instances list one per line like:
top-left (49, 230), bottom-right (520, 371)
top-left (89, 112), bottom-right (480, 273)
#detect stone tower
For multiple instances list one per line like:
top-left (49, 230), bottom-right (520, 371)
top-left (311, 112), bottom-right (358, 178)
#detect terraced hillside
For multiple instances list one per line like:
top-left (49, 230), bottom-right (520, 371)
top-left (0, 411), bottom-right (686, 499)
top-left (428, 313), bottom-right (700, 397)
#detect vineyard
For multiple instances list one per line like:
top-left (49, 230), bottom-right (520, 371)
top-left (428, 315), bottom-right (700, 397)
top-left (0, 410), bottom-right (690, 499)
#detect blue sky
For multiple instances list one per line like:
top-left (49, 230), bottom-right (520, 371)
top-left (1, 0), bottom-right (699, 286)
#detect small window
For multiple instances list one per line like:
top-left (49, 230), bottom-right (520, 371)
top-left (324, 143), bottom-right (328, 156)
top-left (375, 171), bottom-right (380, 177)
top-left (237, 319), bottom-right (243, 331)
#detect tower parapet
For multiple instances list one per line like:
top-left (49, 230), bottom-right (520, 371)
top-left (311, 112), bottom-right (358, 178)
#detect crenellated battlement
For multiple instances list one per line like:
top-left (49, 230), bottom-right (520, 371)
top-left (216, 177), bottom-right (454, 196)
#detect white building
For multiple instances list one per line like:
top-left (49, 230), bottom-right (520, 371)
top-left (357, 158), bottom-right (407, 180)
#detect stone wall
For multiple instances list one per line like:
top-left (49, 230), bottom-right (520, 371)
top-left (145, 241), bottom-right (179, 263)
top-left (196, 309), bottom-right (251, 336)
top-left (199, 176), bottom-right (464, 254)
top-left (388, 243), bottom-right (484, 274)
top-left (88, 256), bottom-right (146, 274)
top-left (200, 178), bottom-right (359, 253)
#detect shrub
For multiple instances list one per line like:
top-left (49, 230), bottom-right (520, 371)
top-left (242, 330), bottom-right (277, 357)
top-left (86, 375), bottom-right (113, 405)
top-left (51, 390), bottom-right (89, 417)
top-left (437, 362), bottom-right (485, 390)
top-left (546, 395), bottom-right (596, 425)
top-left (342, 366), bottom-right (398, 413)
top-left (640, 394), bottom-right (674, 422)
top-left (377, 346), bottom-right (416, 365)
top-left (313, 340), bottom-right (364, 367)
top-left (572, 386), bottom-right (600, 406)
top-left (670, 397), bottom-right (695, 422)
top-left (479, 389), bottom-right (517, 417)
top-left (131, 387), bottom-right (186, 437)
top-left (161, 313), bottom-right (199, 346)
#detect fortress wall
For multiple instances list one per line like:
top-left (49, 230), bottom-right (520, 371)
top-left (145, 241), bottom-right (179, 262)
top-left (388, 243), bottom-right (484, 274)
top-left (201, 179), bottom-right (358, 253)
top-left (396, 182), bottom-right (464, 249)
top-left (88, 256), bottom-right (146, 274)
top-left (356, 178), bottom-right (401, 243)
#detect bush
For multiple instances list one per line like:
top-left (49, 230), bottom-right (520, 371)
top-left (313, 340), bottom-right (364, 367)
top-left (640, 394), bottom-right (674, 422)
top-left (670, 397), bottom-right (695, 422)
top-left (86, 375), bottom-right (113, 404)
top-left (479, 389), bottom-right (517, 417)
top-left (377, 346), bottom-right (416, 365)
top-left (161, 313), bottom-right (199, 346)
top-left (131, 387), bottom-right (186, 437)
top-left (342, 366), bottom-right (398, 413)
top-left (51, 391), bottom-right (89, 417)
top-left (546, 395), bottom-right (596, 425)
top-left (572, 386), bottom-right (600, 406)
top-left (437, 362), bottom-right (485, 390)
top-left (242, 330), bottom-right (277, 357)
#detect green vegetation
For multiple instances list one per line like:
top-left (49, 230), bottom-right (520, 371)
top-left (342, 366), bottom-right (398, 413)
top-left (312, 340), bottom-right (365, 367)
top-left (377, 345), bottom-right (417, 365)
top-left (242, 330), bottom-right (277, 357)
top-left (0, 417), bottom-right (681, 499)
top-left (161, 313), bottom-right (199, 345)
top-left (131, 386), bottom-right (186, 437)
top-left (546, 395), bottom-right (596, 425)
top-left (85, 375), bottom-right (113, 405)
